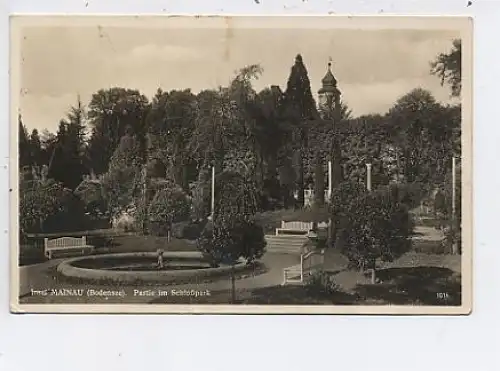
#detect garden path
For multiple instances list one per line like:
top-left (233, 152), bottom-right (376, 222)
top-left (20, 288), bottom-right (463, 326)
top-left (17, 252), bottom-right (299, 304)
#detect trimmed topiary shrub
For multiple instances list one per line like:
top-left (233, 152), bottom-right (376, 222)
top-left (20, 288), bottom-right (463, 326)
top-left (332, 180), bottom-right (414, 283)
top-left (147, 183), bottom-right (190, 237)
top-left (197, 217), bottom-right (266, 266)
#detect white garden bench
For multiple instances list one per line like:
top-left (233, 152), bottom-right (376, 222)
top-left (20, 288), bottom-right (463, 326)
top-left (275, 221), bottom-right (313, 235)
top-left (44, 236), bottom-right (94, 259)
top-left (275, 221), bottom-right (330, 235)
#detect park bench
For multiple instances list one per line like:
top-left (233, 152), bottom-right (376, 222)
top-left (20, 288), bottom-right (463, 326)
top-left (275, 221), bottom-right (330, 235)
top-left (275, 221), bottom-right (313, 235)
top-left (44, 236), bottom-right (94, 259)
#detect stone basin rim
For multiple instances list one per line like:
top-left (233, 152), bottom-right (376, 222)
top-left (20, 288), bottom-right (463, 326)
top-left (56, 252), bottom-right (248, 284)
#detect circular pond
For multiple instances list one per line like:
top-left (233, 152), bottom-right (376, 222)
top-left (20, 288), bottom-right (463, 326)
top-left (57, 251), bottom-right (247, 284)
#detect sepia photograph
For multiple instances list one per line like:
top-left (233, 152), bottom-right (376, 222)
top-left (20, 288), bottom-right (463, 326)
top-left (10, 15), bottom-right (472, 314)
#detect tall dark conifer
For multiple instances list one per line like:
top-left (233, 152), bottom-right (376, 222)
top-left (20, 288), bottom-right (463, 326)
top-left (29, 129), bottom-right (42, 166)
top-left (18, 115), bottom-right (31, 169)
top-left (48, 98), bottom-right (88, 189)
top-left (313, 151), bottom-right (325, 207)
top-left (284, 54), bottom-right (317, 207)
top-left (284, 55), bottom-right (317, 120)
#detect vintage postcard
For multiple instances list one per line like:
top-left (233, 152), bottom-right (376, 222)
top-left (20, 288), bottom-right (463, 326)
top-left (10, 15), bottom-right (473, 314)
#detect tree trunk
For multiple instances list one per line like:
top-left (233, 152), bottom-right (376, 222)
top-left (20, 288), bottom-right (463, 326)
top-left (451, 223), bottom-right (459, 255)
top-left (368, 258), bottom-right (377, 284)
top-left (297, 150), bottom-right (305, 208)
top-left (328, 216), bottom-right (337, 248)
top-left (142, 166), bottom-right (148, 235)
top-left (266, 153), bottom-right (280, 203)
top-left (395, 149), bottom-right (401, 183)
top-left (181, 159), bottom-right (189, 192)
top-left (314, 152), bottom-right (325, 208)
top-left (281, 183), bottom-right (293, 209)
top-left (230, 265), bottom-right (236, 304)
top-left (371, 268), bottom-right (376, 284)
top-left (332, 140), bottom-right (342, 189)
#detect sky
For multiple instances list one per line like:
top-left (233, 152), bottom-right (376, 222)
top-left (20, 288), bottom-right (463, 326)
top-left (17, 20), bottom-right (460, 133)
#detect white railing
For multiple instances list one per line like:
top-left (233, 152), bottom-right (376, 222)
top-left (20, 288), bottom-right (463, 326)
top-left (283, 263), bottom-right (303, 285)
top-left (302, 250), bottom-right (325, 278)
top-left (282, 249), bottom-right (325, 285)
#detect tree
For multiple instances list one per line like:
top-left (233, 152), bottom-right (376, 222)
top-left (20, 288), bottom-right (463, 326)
top-left (18, 115), bottom-right (31, 169)
top-left (101, 130), bottom-right (143, 218)
top-left (319, 98), bottom-right (352, 122)
top-left (333, 183), bottom-right (413, 283)
top-left (74, 178), bottom-right (108, 219)
top-left (47, 121), bottom-right (67, 184)
top-left (386, 88), bottom-right (445, 184)
top-left (313, 151), bottom-right (325, 207)
top-left (277, 151), bottom-right (296, 209)
top-left (330, 180), bottom-right (368, 246)
top-left (188, 65), bottom-right (264, 187)
top-left (214, 170), bottom-right (259, 217)
top-left (146, 88), bottom-right (197, 190)
top-left (283, 55), bottom-right (317, 121)
top-left (48, 99), bottom-right (88, 190)
top-left (254, 87), bottom-right (288, 207)
top-left (87, 88), bottom-right (150, 174)
top-left (29, 129), bottom-right (42, 166)
top-left (198, 215), bottom-right (265, 304)
top-left (147, 183), bottom-right (190, 240)
top-left (197, 169), bottom-right (265, 303)
top-left (338, 100), bottom-right (353, 121)
top-left (188, 88), bottom-right (232, 174)
top-left (39, 129), bottom-right (57, 166)
top-left (283, 54), bottom-right (318, 207)
top-left (20, 178), bottom-right (88, 234)
top-left (431, 39), bottom-right (462, 97)
top-left (190, 175), bottom-right (211, 221)
top-left (440, 160), bottom-right (462, 254)
top-left (198, 215), bottom-right (265, 266)
top-left (384, 88), bottom-right (460, 190)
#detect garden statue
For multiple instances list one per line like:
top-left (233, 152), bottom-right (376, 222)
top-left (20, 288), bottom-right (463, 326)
top-left (31, 166), bottom-right (39, 181)
top-left (41, 165), bottom-right (48, 182)
top-left (157, 248), bottom-right (164, 269)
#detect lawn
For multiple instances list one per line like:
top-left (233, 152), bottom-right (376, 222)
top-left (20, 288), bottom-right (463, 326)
top-left (148, 266), bottom-right (460, 306)
top-left (19, 234), bottom-right (198, 266)
top-left (148, 286), bottom-right (356, 305)
top-left (232, 273), bottom-right (461, 306)
top-left (234, 249), bottom-right (462, 306)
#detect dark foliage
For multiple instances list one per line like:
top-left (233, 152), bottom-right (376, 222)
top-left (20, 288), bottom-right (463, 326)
top-left (197, 217), bottom-right (266, 265)
top-left (332, 181), bottom-right (413, 273)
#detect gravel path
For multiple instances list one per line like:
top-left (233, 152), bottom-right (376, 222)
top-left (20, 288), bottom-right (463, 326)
top-left (18, 252), bottom-right (299, 304)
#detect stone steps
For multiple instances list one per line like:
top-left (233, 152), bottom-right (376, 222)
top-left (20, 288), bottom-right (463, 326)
top-left (265, 235), bottom-right (306, 254)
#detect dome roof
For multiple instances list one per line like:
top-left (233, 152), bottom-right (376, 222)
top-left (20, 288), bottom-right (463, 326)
top-left (322, 63), bottom-right (337, 86)
top-left (318, 62), bottom-right (340, 95)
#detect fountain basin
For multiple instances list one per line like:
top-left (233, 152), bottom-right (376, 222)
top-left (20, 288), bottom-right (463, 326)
top-left (57, 252), bottom-right (247, 284)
